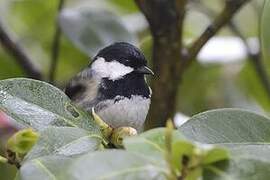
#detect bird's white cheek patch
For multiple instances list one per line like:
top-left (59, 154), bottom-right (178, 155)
top-left (91, 57), bottom-right (134, 81)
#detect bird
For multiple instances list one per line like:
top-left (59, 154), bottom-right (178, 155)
top-left (65, 42), bottom-right (153, 131)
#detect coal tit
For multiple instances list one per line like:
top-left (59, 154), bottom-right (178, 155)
top-left (65, 42), bottom-right (153, 131)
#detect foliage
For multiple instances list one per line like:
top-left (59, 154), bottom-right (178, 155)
top-left (0, 78), bottom-right (269, 179)
top-left (1, 0), bottom-right (270, 179)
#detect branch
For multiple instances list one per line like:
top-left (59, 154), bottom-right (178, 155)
top-left (194, 1), bottom-right (270, 99)
top-left (48, 0), bottom-right (65, 84)
top-left (0, 22), bottom-right (42, 80)
top-left (186, 0), bottom-right (250, 64)
top-left (134, 0), bottom-right (187, 41)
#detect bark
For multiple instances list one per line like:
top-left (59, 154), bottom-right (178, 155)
top-left (135, 0), bottom-right (186, 129)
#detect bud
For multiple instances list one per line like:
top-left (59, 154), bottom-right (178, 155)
top-left (7, 128), bottom-right (39, 154)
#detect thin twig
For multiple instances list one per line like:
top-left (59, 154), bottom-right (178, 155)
top-left (194, 1), bottom-right (270, 99)
top-left (186, 0), bottom-right (250, 64)
top-left (48, 0), bottom-right (65, 84)
top-left (0, 22), bottom-right (42, 80)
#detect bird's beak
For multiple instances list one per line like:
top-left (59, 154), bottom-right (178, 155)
top-left (135, 66), bottom-right (154, 75)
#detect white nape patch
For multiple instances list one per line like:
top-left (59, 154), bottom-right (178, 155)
top-left (91, 57), bottom-right (134, 81)
top-left (96, 95), bottom-right (150, 132)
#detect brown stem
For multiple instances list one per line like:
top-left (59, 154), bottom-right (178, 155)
top-left (6, 150), bottom-right (21, 169)
top-left (48, 0), bottom-right (65, 84)
top-left (135, 0), bottom-right (187, 129)
top-left (0, 22), bottom-right (42, 80)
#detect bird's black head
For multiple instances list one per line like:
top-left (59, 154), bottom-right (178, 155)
top-left (90, 42), bottom-right (153, 81)
top-left (90, 42), bottom-right (153, 99)
top-left (95, 42), bottom-right (147, 69)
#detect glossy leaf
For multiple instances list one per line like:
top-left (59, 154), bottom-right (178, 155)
top-left (59, 7), bottom-right (137, 56)
top-left (124, 128), bottom-right (184, 160)
top-left (24, 127), bottom-right (102, 161)
top-left (179, 108), bottom-right (270, 143)
top-left (204, 144), bottom-right (270, 180)
top-left (18, 150), bottom-right (168, 180)
top-left (0, 78), bottom-right (100, 134)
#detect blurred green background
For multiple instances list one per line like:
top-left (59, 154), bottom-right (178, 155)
top-left (0, 0), bottom-right (269, 178)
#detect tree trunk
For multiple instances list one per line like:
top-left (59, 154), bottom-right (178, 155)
top-left (145, 39), bottom-right (182, 129)
top-left (135, 0), bottom-right (186, 129)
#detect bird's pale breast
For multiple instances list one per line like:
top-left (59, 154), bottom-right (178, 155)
top-left (95, 95), bottom-right (150, 131)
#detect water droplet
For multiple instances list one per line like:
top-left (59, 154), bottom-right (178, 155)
top-left (66, 104), bottom-right (80, 118)
top-left (0, 90), bottom-right (8, 102)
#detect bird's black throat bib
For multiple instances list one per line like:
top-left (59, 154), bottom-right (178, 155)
top-left (99, 73), bottom-right (150, 100)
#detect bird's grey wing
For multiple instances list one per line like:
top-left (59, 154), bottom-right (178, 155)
top-left (65, 68), bottom-right (99, 111)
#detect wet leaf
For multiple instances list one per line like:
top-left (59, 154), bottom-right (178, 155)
top-left (179, 109), bottom-right (270, 179)
top-left (179, 108), bottom-right (270, 143)
top-left (24, 127), bottom-right (102, 161)
top-left (18, 150), bottom-right (168, 180)
top-left (0, 78), bottom-right (100, 135)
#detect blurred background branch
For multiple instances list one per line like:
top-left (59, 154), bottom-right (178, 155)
top-left (48, 0), bottom-right (65, 84)
top-left (193, 1), bottom-right (270, 101)
top-left (0, 22), bottom-right (42, 80)
top-left (186, 0), bottom-right (251, 63)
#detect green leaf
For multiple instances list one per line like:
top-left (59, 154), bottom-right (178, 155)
top-left (179, 108), bottom-right (270, 143)
top-left (261, 0), bottom-right (270, 63)
top-left (171, 141), bottom-right (229, 179)
top-left (59, 8), bottom-right (137, 56)
top-left (203, 147), bottom-right (229, 165)
top-left (179, 109), bottom-right (270, 179)
top-left (204, 144), bottom-right (270, 180)
top-left (171, 141), bottom-right (195, 172)
top-left (124, 128), bottom-right (184, 160)
top-left (24, 127), bottom-right (102, 161)
top-left (0, 78), bottom-right (100, 134)
top-left (18, 150), bottom-right (168, 180)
